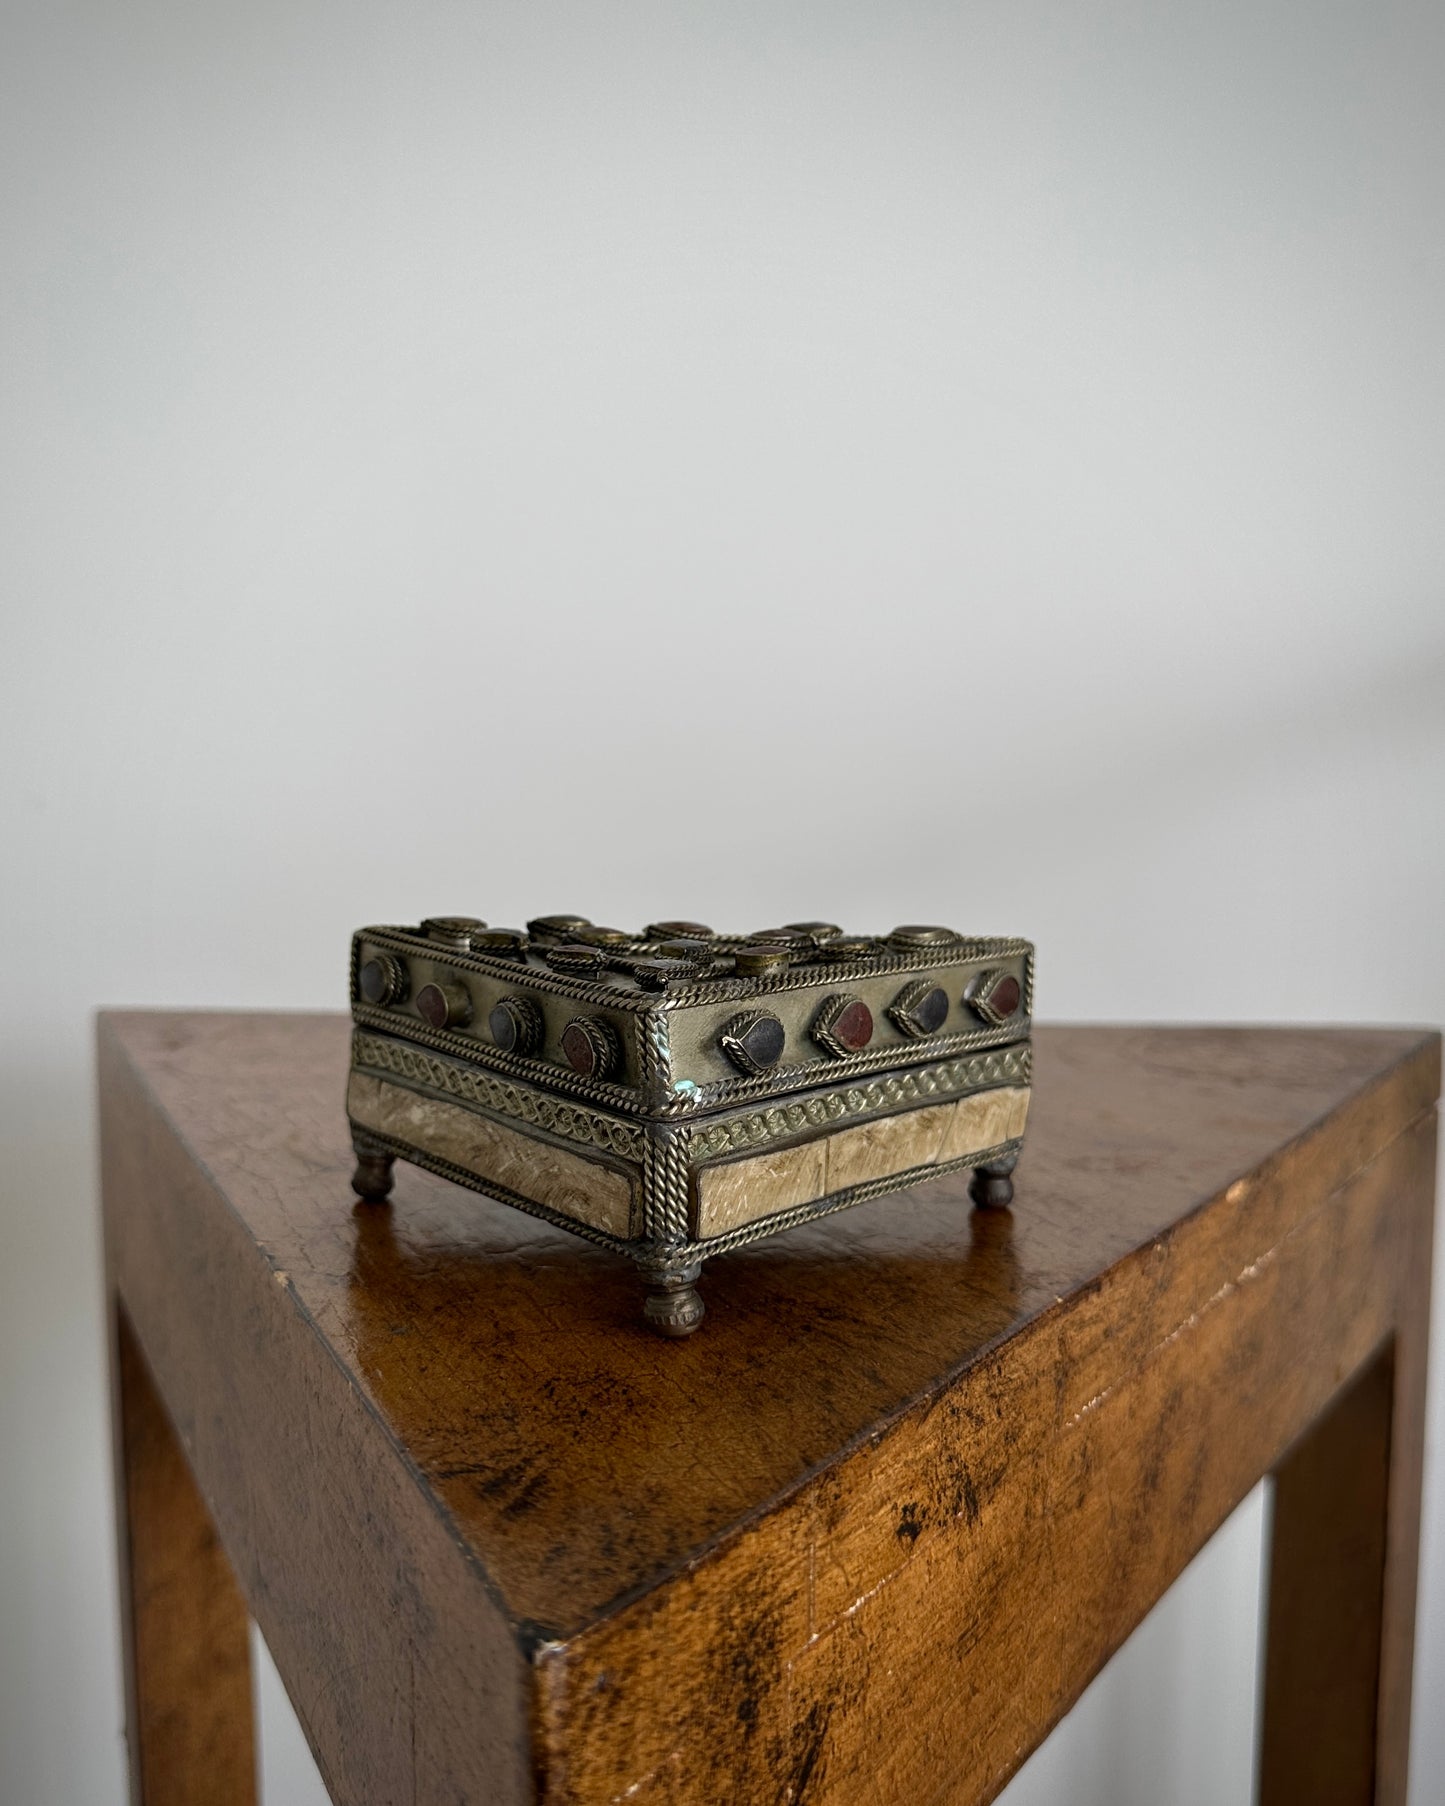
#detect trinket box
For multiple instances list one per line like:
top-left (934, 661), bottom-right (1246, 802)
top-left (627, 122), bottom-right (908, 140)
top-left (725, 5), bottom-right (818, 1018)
top-left (347, 916), bottom-right (1034, 1334)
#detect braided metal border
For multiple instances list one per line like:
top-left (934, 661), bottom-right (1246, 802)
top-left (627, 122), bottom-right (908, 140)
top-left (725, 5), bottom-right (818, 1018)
top-left (686, 1046), bottom-right (1031, 1161)
top-left (608, 940), bottom-right (1034, 1012)
top-left (639, 1008), bottom-right (675, 1101)
top-left (641, 1127), bottom-right (692, 1246)
top-left (351, 1031), bottom-right (647, 1162)
top-left (350, 1002), bottom-right (646, 1113)
top-left (652, 939), bottom-right (1035, 1008)
top-left (651, 1019), bottom-right (1033, 1116)
top-left (354, 994), bottom-right (1032, 1122)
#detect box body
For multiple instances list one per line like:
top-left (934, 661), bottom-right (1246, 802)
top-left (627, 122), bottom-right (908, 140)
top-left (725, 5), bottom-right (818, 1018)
top-left (347, 919), bottom-right (1033, 1263)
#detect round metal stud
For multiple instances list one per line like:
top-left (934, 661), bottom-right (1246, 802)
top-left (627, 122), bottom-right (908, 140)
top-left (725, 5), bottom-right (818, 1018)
top-left (655, 938), bottom-right (713, 967)
top-left (719, 1011), bottom-right (787, 1076)
top-left (733, 943), bottom-right (792, 976)
top-left (815, 937), bottom-right (876, 962)
top-left (888, 979), bottom-right (950, 1039)
top-left (358, 954), bottom-right (407, 1007)
top-left (630, 957), bottom-right (695, 992)
top-left (645, 920), bottom-right (714, 940)
top-left (812, 994), bottom-right (874, 1057)
top-left (415, 981), bottom-right (472, 1031)
top-left (573, 925), bottom-right (632, 947)
top-left (422, 916), bottom-right (486, 949)
top-left (888, 925), bottom-right (962, 950)
top-left (488, 996), bottom-right (543, 1057)
top-left (545, 943), bottom-right (606, 974)
top-left (966, 970), bottom-right (1023, 1026)
top-left (470, 928), bottom-right (529, 958)
top-left (527, 914), bottom-right (592, 940)
top-left (783, 921), bottom-right (843, 944)
top-left (561, 1017), bottom-right (619, 1079)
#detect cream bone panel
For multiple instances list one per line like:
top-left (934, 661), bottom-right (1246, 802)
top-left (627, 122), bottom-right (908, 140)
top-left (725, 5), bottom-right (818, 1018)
top-left (355, 942), bottom-right (647, 1090)
top-left (348, 1032), bottom-right (1029, 1244)
top-left (358, 938), bottom-right (1031, 1102)
top-left (664, 953), bottom-right (1032, 1085)
top-left (346, 1069), bottom-right (639, 1239)
top-left (692, 1085), bottom-right (1031, 1241)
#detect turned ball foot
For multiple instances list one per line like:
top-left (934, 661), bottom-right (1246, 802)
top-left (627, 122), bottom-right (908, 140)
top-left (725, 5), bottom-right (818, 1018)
top-left (970, 1155), bottom-right (1017, 1210)
top-left (351, 1134), bottom-right (395, 1204)
top-left (640, 1263), bottom-right (705, 1338)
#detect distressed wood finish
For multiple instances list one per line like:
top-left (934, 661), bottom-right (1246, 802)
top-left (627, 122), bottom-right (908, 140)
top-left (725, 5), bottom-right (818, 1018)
top-left (99, 1014), bottom-right (1438, 1805)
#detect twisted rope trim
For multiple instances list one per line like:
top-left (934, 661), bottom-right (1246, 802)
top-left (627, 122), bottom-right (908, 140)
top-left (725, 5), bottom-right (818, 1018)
top-left (642, 1127), bottom-right (692, 1246)
top-left (649, 1020), bottom-right (1032, 1117)
top-left (652, 939), bottom-right (1035, 1008)
top-left (350, 1004), bottom-right (646, 1113)
top-left (686, 1046), bottom-right (1032, 1161)
top-left (351, 1031), bottom-right (648, 1162)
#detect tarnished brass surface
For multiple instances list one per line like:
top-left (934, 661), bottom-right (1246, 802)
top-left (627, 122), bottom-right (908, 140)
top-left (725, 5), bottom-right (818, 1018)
top-left (347, 916), bottom-right (1034, 1332)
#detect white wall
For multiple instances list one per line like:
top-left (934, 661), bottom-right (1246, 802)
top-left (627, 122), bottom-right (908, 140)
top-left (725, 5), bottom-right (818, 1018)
top-left (2, 2), bottom-right (1441, 1801)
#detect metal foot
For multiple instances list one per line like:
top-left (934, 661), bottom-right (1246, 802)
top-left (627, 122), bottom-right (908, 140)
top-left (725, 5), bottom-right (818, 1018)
top-left (640, 1262), bottom-right (705, 1338)
top-left (351, 1131), bottom-right (395, 1204)
top-left (970, 1153), bottom-right (1017, 1210)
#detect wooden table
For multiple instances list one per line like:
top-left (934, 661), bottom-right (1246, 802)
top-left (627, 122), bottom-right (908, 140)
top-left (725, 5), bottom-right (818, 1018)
top-left (98, 1014), bottom-right (1438, 1806)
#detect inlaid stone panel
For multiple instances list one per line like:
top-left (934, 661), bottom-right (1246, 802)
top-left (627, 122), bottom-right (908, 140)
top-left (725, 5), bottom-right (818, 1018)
top-left (693, 1086), bottom-right (1030, 1240)
top-left (347, 1071), bottom-right (639, 1238)
top-left (937, 1085), bottom-right (1030, 1163)
top-left (691, 1140), bottom-right (830, 1240)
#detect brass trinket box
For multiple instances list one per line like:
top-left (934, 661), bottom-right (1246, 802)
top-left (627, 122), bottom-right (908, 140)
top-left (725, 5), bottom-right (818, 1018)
top-left (347, 916), bottom-right (1034, 1335)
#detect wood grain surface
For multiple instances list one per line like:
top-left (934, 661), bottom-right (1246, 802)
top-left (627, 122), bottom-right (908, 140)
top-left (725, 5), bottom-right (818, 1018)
top-left (112, 1306), bottom-right (257, 1806)
top-left (99, 1014), bottom-right (1438, 1805)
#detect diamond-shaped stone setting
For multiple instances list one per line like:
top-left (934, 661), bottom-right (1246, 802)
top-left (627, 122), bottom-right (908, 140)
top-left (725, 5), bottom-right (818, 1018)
top-left (719, 1011), bottom-right (787, 1076)
top-left (812, 994), bottom-right (874, 1058)
top-left (966, 970), bottom-right (1022, 1026)
top-left (887, 979), bottom-right (950, 1039)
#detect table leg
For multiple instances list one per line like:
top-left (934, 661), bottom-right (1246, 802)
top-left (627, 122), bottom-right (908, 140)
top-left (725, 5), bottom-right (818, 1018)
top-left (1258, 1129), bottom-right (1434, 1806)
top-left (112, 1304), bottom-right (258, 1806)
